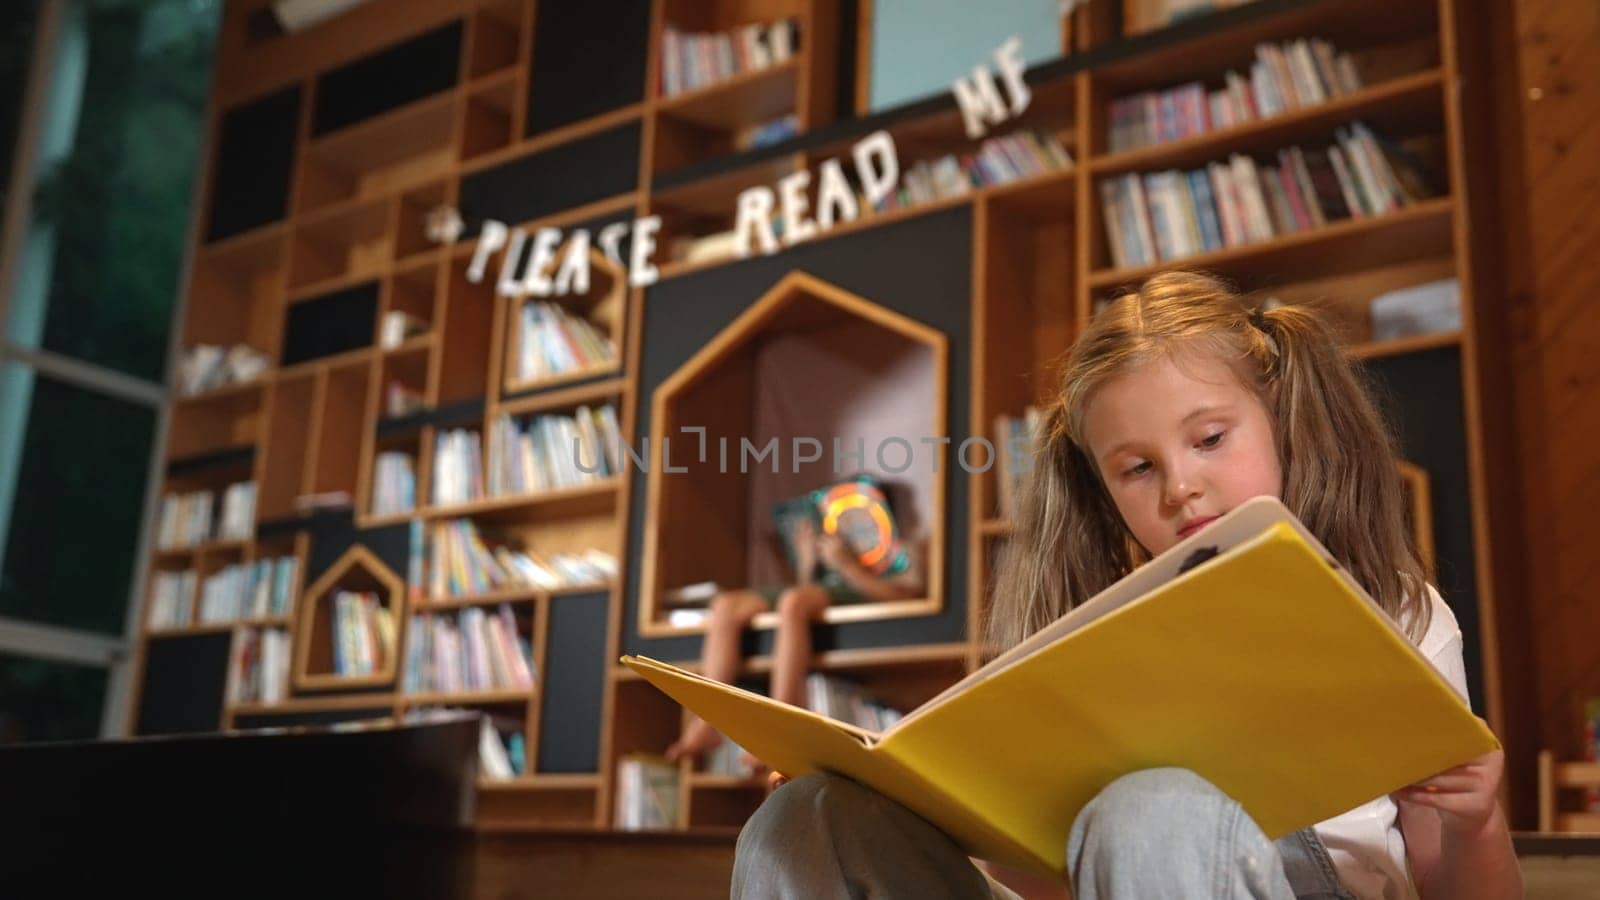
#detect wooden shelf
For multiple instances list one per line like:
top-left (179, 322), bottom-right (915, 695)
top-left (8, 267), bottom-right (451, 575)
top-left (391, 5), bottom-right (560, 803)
top-left (402, 688), bottom-right (534, 706)
top-left (423, 478), bottom-right (622, 522)
top-left (1347, 329), bottom-right (1461, 360)
top-left (502, 361), bottom-right (623, 397)
top-left (1089, 69), bottom-right (1445, 177)
top-left (687, 773), bottom-right (765, 790)
top-left (229, 694), bottom-right (395, 716)
top-left (479, 774), bottom-right (601, 791)
top-left (145, 622), bottom-right (237, 639)
top-left (978, 518), bottom-right (1015, 536)
top-left (172, 378), bottom-right (267, 408)
top-left (498, 376), bottom-right (627, 416)
top-left (420, 581), bottom-right (612, 609)
top-left (654, 60), bottom-right (799, 131)
top-left (1088, 197), bottom-right (1455, 289)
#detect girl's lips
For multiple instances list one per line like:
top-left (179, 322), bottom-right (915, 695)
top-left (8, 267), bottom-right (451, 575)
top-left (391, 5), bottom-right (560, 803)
top-left (1178, 515), bottom-right (1220, 539)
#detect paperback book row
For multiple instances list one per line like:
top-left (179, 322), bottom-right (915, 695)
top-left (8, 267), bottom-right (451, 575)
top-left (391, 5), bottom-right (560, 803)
top-left (1106, 36), bottom-right (1366, 153)
top-left (1098, 121), bottom-right (1440, 269)
top-left (174, 342), bottom-right (270, 397)
top-left (147, 554), bottom-right (298, 630)
top-left (872, 128), bottom-right (1073, 215)
top-left (658, 17), bottom-right (798, 98)
top-left (372, 450), bottom-right (416, 516)
top-left (157, 481), bottom-right (256, 549)
top-left (613, 673), bottom-right (904, 828)
top-left (228, 626), bottom-right (290, 705)
top-left (512, 301), bottom-right (617, 385)
top-left (403, 604), bottom-right (536, 694)
top-left (421, 516), bottom-right (617, 600)
top-left (329, 590), bottom-right (396, 678)
top-left (477, 713), bottom-right (528, 779)
top-left (197, 554), bottom-right (301, 624)
top-left (993, 406), bottom-right (1044, 521)
top-left (486, 403), bottom-right (624, 497)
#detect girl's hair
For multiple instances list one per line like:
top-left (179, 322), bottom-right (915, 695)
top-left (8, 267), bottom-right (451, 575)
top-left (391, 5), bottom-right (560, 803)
top-left (983, 270), bottom-right (1430, 654)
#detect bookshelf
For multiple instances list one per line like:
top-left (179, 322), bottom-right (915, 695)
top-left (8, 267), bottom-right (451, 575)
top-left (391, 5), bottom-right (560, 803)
top-left (130, 0), bottom-right (1517, 836)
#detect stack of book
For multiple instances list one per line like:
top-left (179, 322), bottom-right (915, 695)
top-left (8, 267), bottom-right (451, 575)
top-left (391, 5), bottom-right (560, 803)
top-left (229, 627), bottom-right (290, 704)
top-left (424, 517), bottom-right (616, 599)
top-left (994, 406), bottom-right (1044, 520)
top-left (146, 570), bottom-right (197, 629)
top-left (513, 301), bottom-right (616, 384)
top-left (372, 451), bottom-right (417, 516)
top-left (487, 404), bottom-right (623, 497)
top-left (614, 754), bottom-right (679, 830)
top-left (806, 672), bottom-right (903, 732)
top-left (432, 428), bottom-right (485, 506)
top-left (1107, 37), bottom-right (1365, 153)
top-left (659, 18), bottom-right (798, 97)
top-left (1098, 121), bottom-right (1441, 269)
top-left (873, 128), bottom-right (1073, 215)
top-left (329, 590), bottom-right (394, 677)
top-left (404, 604), bottom-right (536, 694)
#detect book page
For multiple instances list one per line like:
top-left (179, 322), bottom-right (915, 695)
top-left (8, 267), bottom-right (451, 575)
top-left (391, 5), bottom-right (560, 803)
top-left (890, 496), bottom-right (1322, 734)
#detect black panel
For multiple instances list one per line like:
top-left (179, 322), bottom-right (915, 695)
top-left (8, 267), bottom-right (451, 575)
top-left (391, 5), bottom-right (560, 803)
top-left (166, 445), bottom-right (255, 477)
top-left (206, 85), bottom-right (300, 242)
top-left (458, 122), bottom-right (641, 235)
top-left (312, 20), bottom-right (463, 136)
top-left (135, 633), bottom-right (230, 736)
top-left (627, 207), bottom-right (974, 661)
top-left (300, 510), bottom-right (412, 588)
top-left (1364, 347), bottom-right (1484, 715)
top-left (280, 282), bottom-right (379, 366)
top-left (538, 592), bottom-right (609, 773)
top-left (3, 712), bottom-right (477, 894)
top-left (525, 0), bottom-right (650, 137)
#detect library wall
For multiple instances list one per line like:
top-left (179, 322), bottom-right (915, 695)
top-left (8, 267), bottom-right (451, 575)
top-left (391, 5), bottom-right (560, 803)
top-left (133, 0), bottom-right (1562, 832)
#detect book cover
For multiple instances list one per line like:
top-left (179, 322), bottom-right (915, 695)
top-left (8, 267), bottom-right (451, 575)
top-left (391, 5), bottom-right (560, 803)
top-left (622, 496), bottom-right (1498, 878)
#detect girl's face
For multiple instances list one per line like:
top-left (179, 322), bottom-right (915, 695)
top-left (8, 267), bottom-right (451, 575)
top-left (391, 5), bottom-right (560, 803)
top-left (1082, 352), bottom-right (1282, 557)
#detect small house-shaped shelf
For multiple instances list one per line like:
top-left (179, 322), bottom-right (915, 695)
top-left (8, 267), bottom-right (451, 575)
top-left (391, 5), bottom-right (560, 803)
top-left (502, 244), bottom-right (625, 396)
top-left (292, 545), bottom-right (405, 691)
top-left (639, 271), bottom-right (948, 636)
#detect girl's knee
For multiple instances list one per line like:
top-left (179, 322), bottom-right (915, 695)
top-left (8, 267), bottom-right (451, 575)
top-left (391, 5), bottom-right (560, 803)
top-left (776, 586), bottom-right (827, 622)
top-left (737, 773), bottom-right (876, 852)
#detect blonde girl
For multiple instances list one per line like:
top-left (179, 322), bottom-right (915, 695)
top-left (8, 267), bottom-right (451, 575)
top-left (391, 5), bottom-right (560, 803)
top-left (729, 271), bottom-right (1521, 900)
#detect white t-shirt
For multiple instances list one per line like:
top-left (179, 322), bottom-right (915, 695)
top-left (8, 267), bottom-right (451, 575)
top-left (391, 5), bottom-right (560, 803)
top-left (1312, 583), bottom-right (1470, 900)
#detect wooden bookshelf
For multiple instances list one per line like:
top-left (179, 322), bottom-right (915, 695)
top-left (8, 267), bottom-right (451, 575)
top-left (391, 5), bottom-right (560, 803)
top-left (133, 0), bottom-right (1515, 840)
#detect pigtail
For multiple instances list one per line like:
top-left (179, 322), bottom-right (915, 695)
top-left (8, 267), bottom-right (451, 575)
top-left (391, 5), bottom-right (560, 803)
top-left (1258, 305), bottom-right (1431, 640)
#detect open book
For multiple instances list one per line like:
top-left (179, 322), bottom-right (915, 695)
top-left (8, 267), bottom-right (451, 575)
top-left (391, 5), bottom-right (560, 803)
top-left (621, 496), bottom-right (1499, 878)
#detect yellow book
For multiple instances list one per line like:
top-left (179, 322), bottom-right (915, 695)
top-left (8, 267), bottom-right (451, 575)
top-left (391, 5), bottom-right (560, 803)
top-left (621, 496), bottom-right (1499, 879)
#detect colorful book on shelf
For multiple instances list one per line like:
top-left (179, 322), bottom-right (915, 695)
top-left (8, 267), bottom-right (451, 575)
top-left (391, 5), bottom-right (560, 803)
top-left (622, 495), bottom-right (1498, 878)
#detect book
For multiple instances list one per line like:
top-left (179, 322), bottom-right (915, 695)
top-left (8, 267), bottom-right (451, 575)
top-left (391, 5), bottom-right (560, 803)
top-left (621, 495), bottom-right (1499, 878)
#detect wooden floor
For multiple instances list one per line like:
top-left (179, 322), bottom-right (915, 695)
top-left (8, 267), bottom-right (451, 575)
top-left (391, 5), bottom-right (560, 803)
top-left (465, 831), bottom-right (1600, 899)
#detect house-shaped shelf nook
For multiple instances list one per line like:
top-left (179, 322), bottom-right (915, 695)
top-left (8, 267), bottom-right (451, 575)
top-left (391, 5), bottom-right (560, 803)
top-left (639, 271), bottom-right (948, 636)
top-left (292, 544), bottom-right (405, 691)
top-left (502, 244), bottom-right (626, 396)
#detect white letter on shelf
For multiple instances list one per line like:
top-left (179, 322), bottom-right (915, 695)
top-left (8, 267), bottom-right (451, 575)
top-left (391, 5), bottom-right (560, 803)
top-left (734, 186), bottom-right (779, 257)
top-left (852, 131), bottom-right (900, 210)
top-left (468, 219), bottom-right (508, 284)
top-left (815, 157), bottom-right (859, 230)
top-left (629, 215), bottom-right (661, 287)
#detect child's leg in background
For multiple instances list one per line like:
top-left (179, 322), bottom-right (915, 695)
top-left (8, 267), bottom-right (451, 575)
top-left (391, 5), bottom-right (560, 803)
top-left (665, 589), bottom-right (770, 762)
top-left (770, 584), bottom-right (830, 708)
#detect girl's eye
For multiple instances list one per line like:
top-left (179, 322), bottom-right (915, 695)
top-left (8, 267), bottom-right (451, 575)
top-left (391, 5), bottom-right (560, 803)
top-left (1124, 460), bottom-right (1152, 477)
top-left (1198, 431), bottom-right (1225, 449)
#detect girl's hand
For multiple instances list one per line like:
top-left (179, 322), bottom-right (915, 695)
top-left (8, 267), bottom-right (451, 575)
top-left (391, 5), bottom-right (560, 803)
top-left (1394, 748), bottom-right (1504, 835)
top-left (817, 533), bottom-right (855, 571)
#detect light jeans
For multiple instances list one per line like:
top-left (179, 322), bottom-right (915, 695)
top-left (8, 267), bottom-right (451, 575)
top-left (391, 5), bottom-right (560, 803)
top-left (730, 768), bottom-right (1356, 899)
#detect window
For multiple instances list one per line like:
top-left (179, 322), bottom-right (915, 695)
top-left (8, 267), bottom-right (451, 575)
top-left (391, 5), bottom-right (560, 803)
top-left (0, 0), bottom-right (221, 743)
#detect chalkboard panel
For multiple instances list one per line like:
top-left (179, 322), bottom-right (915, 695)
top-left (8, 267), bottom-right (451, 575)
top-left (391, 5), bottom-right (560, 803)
top-left (525, 0), bottom-right (650, 137)
top-left (280, 282), bottom-right (379, 366)
top-left (459, 121), bottom-right (641, 235)
top-left (206, 85), bottom-right (300, 242)
top-left (537, 592), bottom-right (609, 773)
top-left (313, 20), bottom-right (463, 136)
top-left (135, 632), bottom-right (230, 736)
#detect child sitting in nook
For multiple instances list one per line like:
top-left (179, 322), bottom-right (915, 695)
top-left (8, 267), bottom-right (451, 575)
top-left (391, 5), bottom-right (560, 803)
top-left (665, 474), bottom-right (925, 764)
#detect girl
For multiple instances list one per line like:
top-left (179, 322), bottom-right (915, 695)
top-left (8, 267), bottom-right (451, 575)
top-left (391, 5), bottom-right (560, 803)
top-left (730, 271), bottom-right (1521, 899)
